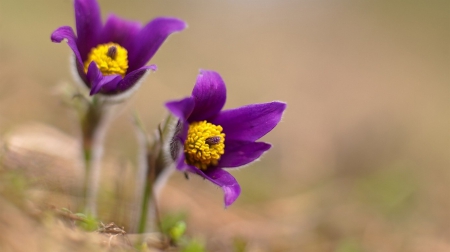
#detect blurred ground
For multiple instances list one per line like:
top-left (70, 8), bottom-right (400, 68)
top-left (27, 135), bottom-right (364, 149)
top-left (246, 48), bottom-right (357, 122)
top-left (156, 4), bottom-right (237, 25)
top-left (0, 0), bottom-right (449, 251)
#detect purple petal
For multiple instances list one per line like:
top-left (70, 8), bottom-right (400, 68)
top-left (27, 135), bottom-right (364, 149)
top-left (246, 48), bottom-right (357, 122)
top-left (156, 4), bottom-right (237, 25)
top-left (128, 17), bottom-right (187, 72)
top-left (165, 97), bottom-right (195, 121)
top-left (188, 70), bottom-right (227, 122)
top-left (86, 62), bottom-right (122, 95)
top-left (74, 56), bottom-right (89, 85)
top-left (218, 140), bottom-right (271, 168)
top-left (51, 26), bottom-right (83, 65)
top-left (179, 163), bottom-right (240, 207)
top-left (116, 65), bottom-right (157, 92)
top-left (201, 168), bottom-right (241, 207)
top-left (175, 148), bottom-right (189, 171)
top-left (86, 61), bottom-right (102, 89)
top-left (173, 140), bottom-right (241, 207)
top-left (98, 76), bottom-right (125, 94)
top-left (75, 0), bottom-right (102, 61)
top-left (99, 14), bottom-right (142, 52)
top-left (211, 101), bottom-right (286, 141)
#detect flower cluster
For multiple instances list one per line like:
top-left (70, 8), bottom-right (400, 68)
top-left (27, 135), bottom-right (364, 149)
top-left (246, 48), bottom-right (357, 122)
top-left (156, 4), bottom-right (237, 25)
top-left (51, 0), bottom-right (286, 208)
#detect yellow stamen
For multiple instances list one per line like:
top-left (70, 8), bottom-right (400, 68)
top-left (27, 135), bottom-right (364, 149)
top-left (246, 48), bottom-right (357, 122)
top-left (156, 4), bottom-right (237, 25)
top-left (84, 43), bottom-right (128, 77)
top-left (184, 120), bottom-right (225, 170)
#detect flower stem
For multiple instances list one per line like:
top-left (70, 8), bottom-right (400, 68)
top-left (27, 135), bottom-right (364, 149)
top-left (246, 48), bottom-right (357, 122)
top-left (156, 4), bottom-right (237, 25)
top-left (134, 114), bottom-right (176, 233)
top-left (79, 97), bottom-right (110, 216)
top-left (81, 143), bottom-right (92, 214)
top-left (137, 174), bottom-right (153, 234)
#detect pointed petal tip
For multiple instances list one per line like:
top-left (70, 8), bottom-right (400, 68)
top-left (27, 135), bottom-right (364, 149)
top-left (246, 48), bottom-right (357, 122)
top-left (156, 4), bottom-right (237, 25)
top-left (50, 26), bottom-right (70, 43)
top-left (223, 182), bottom-right (241, 207)
top-left (211, 101), bottom-right (286, 142)
top-left (199, 168), bottom-right (241, 208)
top-left (113, 65), bottom-right (155, 93)
top-left (155, 16), bottom-right (188, 32)
top-left (127, 17), bottom-right (187, 71)
top-left (89, 88), bottom-right (99, 96)
top-left (272, 100), bottom-right (287, 122)
top-left (50, 26), bottom-right (83, 64)
top-left (270, 100), bottom-right (287, 121)
top-left (218, 141), bottom-right (272, 168)
top-left (165, 96), bottom-right (195, 121)
top-left (178, 163), bottom-right (241, 207)
top-left (272, 100), bottom-right (287, 110)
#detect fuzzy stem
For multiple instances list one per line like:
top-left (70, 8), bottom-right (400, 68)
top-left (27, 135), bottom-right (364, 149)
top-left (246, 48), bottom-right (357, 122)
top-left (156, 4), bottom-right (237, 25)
top-left (134, 114), bottom-right (176, 233)
top-left (137, 144), bottom-right (159, 233)
top-left (80, 98), bottom-right (111, 216)
top-left (137, 173), bottom-right (153, 234)
top-left (132, 114), bottom-right (151, 233)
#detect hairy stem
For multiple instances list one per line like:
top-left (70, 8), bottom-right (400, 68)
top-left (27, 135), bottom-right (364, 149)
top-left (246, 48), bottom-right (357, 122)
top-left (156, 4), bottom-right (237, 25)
top-left (80, 98), bottom-right (111, 216)
top-left (134, 114), bottom-right (176, 233)
top-left (137, 172), bottom-right (153, 234)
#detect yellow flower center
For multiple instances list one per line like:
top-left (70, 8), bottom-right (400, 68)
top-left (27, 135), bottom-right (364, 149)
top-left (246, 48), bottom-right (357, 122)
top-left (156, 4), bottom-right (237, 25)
top-left (184, 120), bottom-right (225, 170)
top-left (84, 43), bottom-right (128, 77)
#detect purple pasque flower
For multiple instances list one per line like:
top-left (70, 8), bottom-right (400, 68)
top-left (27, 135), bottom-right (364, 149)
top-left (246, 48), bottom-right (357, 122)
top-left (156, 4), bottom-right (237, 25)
top-left (165, 70), bottom-right (286, 207)
top-left (51, 0), bottom-right (186, 96)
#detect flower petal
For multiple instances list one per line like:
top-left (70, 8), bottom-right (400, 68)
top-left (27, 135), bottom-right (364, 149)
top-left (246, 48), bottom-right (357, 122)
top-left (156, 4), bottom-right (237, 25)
top-left (86, 61), bottom-right (102, 89)
top-left (116, 65), bottom-right (157, 92)
top-left (201, 168), bottom-right (241, 207)
top-left (128, 17), bottom-right (187, 72)
top-left (188, 70), bottom-right (227, 122)
top-left (179, 163), bottom-right (240, 207)
top-left (86, 62), bottom-right (122, 95)
top-left (99, 14), bottom-right (142, 52)
top-left (175, 146), bottom-right (189, 171)
top-left (172, 128), bottom-right (241, 207)
top-left (218, 140), bottom-right (271, 168)
top-left (211, 101), bottom-right (286, 141)
top-left (51, 26), bottom-right (83, 65)
top-left (74, 0), bottom-right (102, 61)
top-left (165, 97), bottom-right (195, 122)
top-left (74, 56), bottom-right (89, 85)
top-left (98, 76), bottom-right (125, 94)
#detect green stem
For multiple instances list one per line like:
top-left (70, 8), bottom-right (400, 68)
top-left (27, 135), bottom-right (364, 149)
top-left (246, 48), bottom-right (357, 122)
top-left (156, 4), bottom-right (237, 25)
top-left (135, 113), bottom-right (176, 234)
top-left (137, 177), bottom-right (153, 234)
top-left (79, 97), bottom-right (107, 216)
top-left (81, 146), bottom-right (92, 213)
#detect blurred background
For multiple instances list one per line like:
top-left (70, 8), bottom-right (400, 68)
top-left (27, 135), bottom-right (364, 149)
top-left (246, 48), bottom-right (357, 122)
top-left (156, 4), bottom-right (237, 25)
top-left (0, 0), bottom-right (449, 251)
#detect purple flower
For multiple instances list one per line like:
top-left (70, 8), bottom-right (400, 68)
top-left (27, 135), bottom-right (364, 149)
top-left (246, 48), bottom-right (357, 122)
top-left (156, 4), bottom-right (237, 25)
top-left (165, 70), bottom-right (286, 207)
top-left (51, 0), bottom-right (186, 96)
